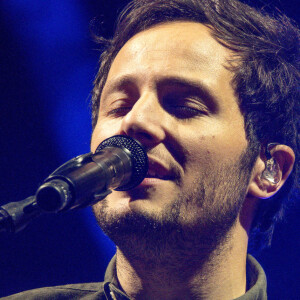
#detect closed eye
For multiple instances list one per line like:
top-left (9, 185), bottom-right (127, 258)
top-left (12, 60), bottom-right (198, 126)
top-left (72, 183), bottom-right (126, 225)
top-left (164, 96), bottom-right (209, 119)
top-left (107, 106), bottom-right (131, 117)
top-left (167, 105), bottom-right (206, 119)
top-left (104, 98), bottom-right (134, 117)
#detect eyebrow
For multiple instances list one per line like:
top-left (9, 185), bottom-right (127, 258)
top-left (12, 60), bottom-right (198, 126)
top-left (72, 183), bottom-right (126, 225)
top-left (102, 75), bottom-right (138, 96)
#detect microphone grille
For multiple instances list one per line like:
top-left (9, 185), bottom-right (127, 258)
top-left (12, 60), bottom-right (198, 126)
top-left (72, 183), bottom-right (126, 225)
top-left (95, 135), bottom-right (148, 191)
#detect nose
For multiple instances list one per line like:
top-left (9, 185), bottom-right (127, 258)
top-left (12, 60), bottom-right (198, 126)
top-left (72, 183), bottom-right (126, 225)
top-left (119, 93), bottom-right (167, 148)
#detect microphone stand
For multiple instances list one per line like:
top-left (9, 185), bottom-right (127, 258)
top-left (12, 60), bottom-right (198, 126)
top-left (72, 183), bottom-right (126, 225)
top-left (0, 153), bottom-right (112, 234)
top-left (0, 196), bottom-right (43, 233)
top-left (0, 135), bottom-right (148, 234)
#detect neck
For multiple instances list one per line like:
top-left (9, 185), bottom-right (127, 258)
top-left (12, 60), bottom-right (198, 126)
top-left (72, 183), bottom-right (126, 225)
top-left (115, 221), bottom-right (248, 300)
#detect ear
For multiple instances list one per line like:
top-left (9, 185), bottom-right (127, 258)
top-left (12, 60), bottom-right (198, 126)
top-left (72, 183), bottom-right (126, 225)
top-left (247, 144), bottom-right (295, 199)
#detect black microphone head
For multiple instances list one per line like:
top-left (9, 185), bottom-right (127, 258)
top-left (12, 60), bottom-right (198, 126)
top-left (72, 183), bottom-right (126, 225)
top-left (95, 135), bottom-right (148, 191)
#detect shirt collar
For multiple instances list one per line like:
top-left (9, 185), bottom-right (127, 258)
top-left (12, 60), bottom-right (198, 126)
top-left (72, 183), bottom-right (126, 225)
top-left (104, 255), bottom-right (130, 300)
top-left (234, 254), bottom-right (267, 300)
top-left (103, 254), bottom-right (267, 300)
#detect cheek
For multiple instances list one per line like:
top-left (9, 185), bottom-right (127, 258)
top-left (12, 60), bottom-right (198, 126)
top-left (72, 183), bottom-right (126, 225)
top-left (90, 130), bottom-right (101, 153)
top-left (91, 118), bottom-right (121, 152)
top-left (181, 123), bottom-right (247, 170)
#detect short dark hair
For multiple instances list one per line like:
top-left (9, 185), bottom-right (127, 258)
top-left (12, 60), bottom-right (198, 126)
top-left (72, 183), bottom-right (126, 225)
top-left (91, 0), bottom-right (299, 252)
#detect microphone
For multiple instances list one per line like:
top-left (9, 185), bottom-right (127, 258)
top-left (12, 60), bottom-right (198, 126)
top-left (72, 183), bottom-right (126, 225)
top-left (35, 135), bottom-right (148, 212)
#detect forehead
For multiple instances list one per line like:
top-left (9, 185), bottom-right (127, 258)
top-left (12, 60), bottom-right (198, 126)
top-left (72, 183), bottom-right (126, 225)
top-left (106, 21), bottom-right (233, 84)
top-left (102, 22), bottom-right (238, 118)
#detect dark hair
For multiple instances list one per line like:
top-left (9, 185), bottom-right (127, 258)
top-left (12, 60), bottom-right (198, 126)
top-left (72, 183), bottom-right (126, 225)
top-left (91, 0), bottom-right (299, 252)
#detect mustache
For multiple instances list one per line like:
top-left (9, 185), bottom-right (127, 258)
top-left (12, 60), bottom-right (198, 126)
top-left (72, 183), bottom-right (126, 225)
top-left (146, 149), bottom-right (182, 182)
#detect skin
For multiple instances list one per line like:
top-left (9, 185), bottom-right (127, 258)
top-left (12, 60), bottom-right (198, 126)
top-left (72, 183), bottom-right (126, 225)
top-left (91, 22), bottom-right (294, 299)
top-left (91, 22), bottom-right (248, 224)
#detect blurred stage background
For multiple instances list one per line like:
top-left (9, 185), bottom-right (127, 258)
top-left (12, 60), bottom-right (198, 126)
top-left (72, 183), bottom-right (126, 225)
top-left (0, 0), bottom-right (299, 298)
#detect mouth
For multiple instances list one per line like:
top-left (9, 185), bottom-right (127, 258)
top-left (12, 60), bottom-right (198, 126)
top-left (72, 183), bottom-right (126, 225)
top-left (128, 156), bottom-right (180, 192)
top-left (144, 158), bottom-right (174, 181)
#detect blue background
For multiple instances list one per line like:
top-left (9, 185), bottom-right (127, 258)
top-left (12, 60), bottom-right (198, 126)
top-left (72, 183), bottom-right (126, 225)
top-left (0, 1), bottom-right (299, 298)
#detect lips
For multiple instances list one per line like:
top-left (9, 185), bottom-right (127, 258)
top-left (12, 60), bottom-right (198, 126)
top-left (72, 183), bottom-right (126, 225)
top-left (145, 158), bottom-right (173, 180)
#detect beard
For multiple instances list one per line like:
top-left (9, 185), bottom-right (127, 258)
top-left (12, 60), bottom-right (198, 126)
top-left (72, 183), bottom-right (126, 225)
top-left (92, 148), bottom-right (255, 266)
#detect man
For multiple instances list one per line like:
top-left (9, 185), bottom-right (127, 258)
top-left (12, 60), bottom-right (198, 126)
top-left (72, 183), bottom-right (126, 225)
top-left (4, 0), bottom-right (299, 299)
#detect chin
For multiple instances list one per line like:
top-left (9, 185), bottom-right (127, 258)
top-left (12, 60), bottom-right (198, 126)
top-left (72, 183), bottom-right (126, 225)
top-left (93, 188), bottom-right (172, 222)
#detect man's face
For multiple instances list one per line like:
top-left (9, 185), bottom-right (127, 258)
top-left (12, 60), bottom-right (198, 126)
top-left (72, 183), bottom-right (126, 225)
top-left (91, 22), bottom-right (252, 249)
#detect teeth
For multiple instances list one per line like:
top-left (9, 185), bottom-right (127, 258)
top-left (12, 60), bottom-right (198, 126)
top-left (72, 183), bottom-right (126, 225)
top-left (147, 169), bottom-right (164, 179)
top-left (148, 170), bottom-right (157, 177)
